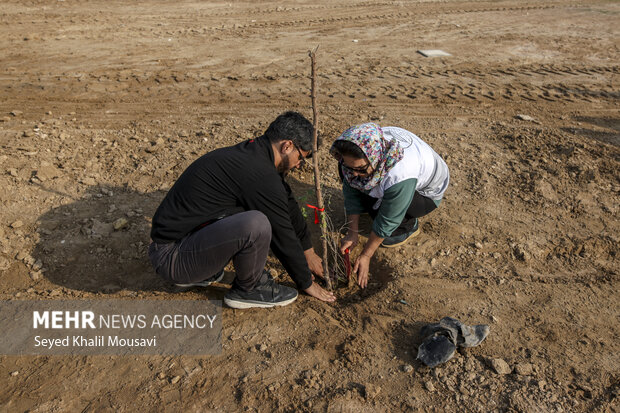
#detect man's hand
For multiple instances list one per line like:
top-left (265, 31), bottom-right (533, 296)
top-left (339, 230), bottom-right (359, 254)
top-left (304, 282), bottom-right (336, 302)
top-left (354, 254), bottom-right (371, 288)
top-left (304, 248), bottom-right (324, 278)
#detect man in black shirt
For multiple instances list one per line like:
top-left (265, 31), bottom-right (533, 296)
top-left (149, 112), bottom-right (336, 308)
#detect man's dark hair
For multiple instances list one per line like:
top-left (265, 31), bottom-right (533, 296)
top-left (331, 139), bottom-right (366, 160)
top-left (264, 111), bottom-right (318, 153)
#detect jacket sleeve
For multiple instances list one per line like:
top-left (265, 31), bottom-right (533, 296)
top-left (241, 174), bottom-right (313, 290)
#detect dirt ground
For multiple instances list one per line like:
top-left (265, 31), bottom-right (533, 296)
top-left (0, 0), bottom-right (618, 411)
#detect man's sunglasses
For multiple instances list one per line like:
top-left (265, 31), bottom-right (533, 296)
top-left (294, 143), bottom-right (312, 168)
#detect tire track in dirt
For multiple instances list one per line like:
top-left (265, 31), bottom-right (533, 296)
top-left (1, 63), bottom-right (617, 108)
top-left (1, 3), bottom-right (569, 41)
top-left (186, 4), bottom-right (565, 35)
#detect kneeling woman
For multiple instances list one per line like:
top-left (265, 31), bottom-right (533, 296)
top-left (330, 123), bottom-right (449, 288)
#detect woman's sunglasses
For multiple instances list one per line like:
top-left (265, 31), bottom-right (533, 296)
top-left (339, 159), bottom-right (372, 174)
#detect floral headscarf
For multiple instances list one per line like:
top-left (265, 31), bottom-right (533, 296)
top-left (330, 123), bottom-right (404, 192)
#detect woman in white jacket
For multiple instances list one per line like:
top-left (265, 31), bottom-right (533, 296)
top-left (330, 123), bottom-right (449, 288)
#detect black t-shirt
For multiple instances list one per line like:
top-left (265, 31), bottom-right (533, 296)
top-left (150, 135), bottom-right (313, 289)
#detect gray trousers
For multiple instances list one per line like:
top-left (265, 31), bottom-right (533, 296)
top-left (148, 211), bottom-right (271, 291)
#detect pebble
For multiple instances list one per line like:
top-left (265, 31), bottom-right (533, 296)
top-left (259, 344), bottom-right (268, 352)
top-left (157, 372), bottom-right (165, 379)
top-left (10, 220), bottom-right (23, 229)
top-left (424, 381), bottom-right (435, 392)
top-left (515, 114), bottom-right (535, 122)
top-left (81, 177), bottom-right (96, 186)
top-left (36, 163), bottom-right (60, 181)
top-left (515, 362), bottom-right (534, 376)
top-left (15, 250), bottom-right (28, 261)
top-left (30, 271), bottom-right (42, 281)
top-left (402, 364), bottom-right (413, 373)
top-left (7, 168), bottom-right (18, 177)
top-left (10, 110), bottom-right (23, 117)
top-left (170, 375), bottom-right (181, 384)
top-left (475, 242), bottom-right (483, 249)
top-left (10, 371), bottom-right (19, 377)
top-left (364, 383), bottom-right (381, 399)
top-left (490, 358), bottom-right (512, 375)
top-left (113, 218), bottom-right (128, 230)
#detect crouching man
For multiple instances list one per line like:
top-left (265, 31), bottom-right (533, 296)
top-left (148, 111), bottom-right (336, 309)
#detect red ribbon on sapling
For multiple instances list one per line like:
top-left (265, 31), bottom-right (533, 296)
top-left (306, 204), bottom-right (325, 224)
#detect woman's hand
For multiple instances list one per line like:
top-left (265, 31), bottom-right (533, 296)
top-left (340, 231), bottom-right (359, 254)
top-left (354, 254), bottom-right (372, 288)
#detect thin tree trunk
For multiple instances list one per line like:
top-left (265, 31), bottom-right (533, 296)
top-left (309, 46), bottom-right (331, 290)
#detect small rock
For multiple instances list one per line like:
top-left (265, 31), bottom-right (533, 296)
top-left (81, 177), bottom-right (96, 186)
top-left (30, 271), bottom-right (42, 281)
top-left (515, 362), bottom-right (534, 376)
top-left (10, 220), bottom-right (23, 229)
top-left (36, 163), bottom-right (60, 181)
top-left (475, 242), bottom-right (483, 249)
top-left (32, 260), bottom-right (43, 271)
top-left (0, 257), bottom-right (10, 271)
top-left (424, 381), bottom-right (435, 392)
top-left (113, 218), bottom-right (128, 230)
top-left (10, 371), bottom-right (19, 377)
top-left (402, 364), bottom-right (413, 373)
top-left (170, 375), bottom-right (181, 384)
top-left (59, 132), bottom-right (69, 140)
top-left (269, 268), bottom-right (278, 279)
top-left (259, 344), bottom-right (268, 352)
top-left (10, 110), bottom-right (23, 117)
top-left (490, 358), bottom-right (512, 375)
top-left (15, 250), bottom-right (28, 261)
top-left (515, 114), bottom-right (535, 122)
top-left (7, 168), bottom-right (18, 177)
top-left (157, 372), bottom-right (165, 380)
top-left (364, 383), bottom-right (381, 399)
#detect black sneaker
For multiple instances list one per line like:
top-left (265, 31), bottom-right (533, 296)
top-left (175, 269), bottom-right (225, 288)
top-left (381, 219), bottom-right (420, 248)
top-left (224, 271), bottom-right (298, 309)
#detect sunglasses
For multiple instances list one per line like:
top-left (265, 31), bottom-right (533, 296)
top-left (293, 143), bottom-right (311, 168)
top-left (339, 159), bottom-right (372, 174)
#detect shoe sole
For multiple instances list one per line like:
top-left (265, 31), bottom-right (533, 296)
top-left (381, 227), bottom-right (421, 248)
top-left (175, 272), bottom-right (225, 288)
top-left (224, 294), bottom-right (298, 309)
